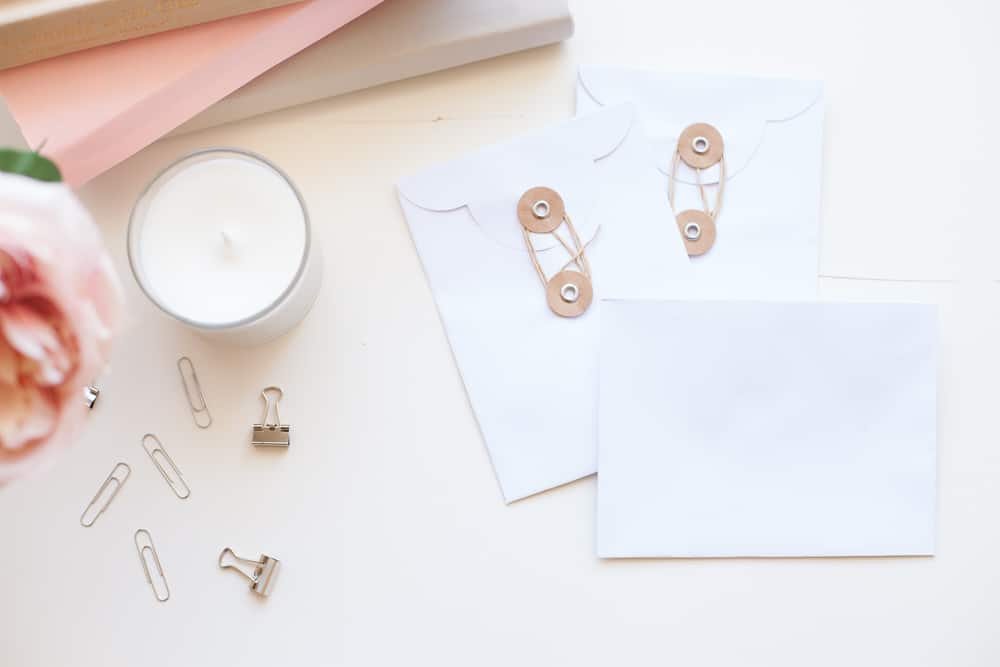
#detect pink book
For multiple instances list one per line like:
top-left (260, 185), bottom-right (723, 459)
top-left (0, 0), bottom-right (382, 186)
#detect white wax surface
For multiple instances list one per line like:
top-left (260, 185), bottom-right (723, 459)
top-left (138, 156), bottom-right (307, 326)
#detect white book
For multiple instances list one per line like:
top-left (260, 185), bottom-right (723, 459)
top-left (174, 0), bottom-right (574, 135)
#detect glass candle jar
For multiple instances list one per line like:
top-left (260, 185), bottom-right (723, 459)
top-left (128, 148), bottom-right (323, 346)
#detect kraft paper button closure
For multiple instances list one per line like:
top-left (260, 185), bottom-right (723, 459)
top-left (518, 186), bottom-right (594, 318)
top-left (669, 122), bottom-right (725, 256)
top-left (675, 209), bottom-right (716, 256)
top-left (546, 270), bottom-right (593, 318)
top-left (518, 186), bottom-right (564, 234)
top-left (678, 122), bottom-right (724, 169)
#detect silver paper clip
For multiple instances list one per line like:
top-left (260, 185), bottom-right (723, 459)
top-left (219, 547), bottom-right (280, 597)
top-left (80, 462), bottom-right (130, 527)
top-left (83, 385), bottom-right (100, 409)
top-left (252, 386), bottom-right (289, 447)
top-left (177, 356), bottom-right (212, 428)
top-left (135, 529), bottom-right (170, 602)
top-left (141, 433), bottom-right (190, 499)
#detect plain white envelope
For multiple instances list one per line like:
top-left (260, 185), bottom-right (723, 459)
top-left (577, 66), bottom-right (824, 300)
top-left (397, 106), bottom-right (691, 502)
top-left (598, 300), bottom-right (937, 558)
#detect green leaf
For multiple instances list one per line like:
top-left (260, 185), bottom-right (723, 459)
top-left (0, 148), bottom-right (62, 182)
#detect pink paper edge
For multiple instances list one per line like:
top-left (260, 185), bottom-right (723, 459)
top-left (59, 0), bottom-right (383, 186)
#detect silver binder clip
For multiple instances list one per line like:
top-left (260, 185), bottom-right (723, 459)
top-left (141, 433), bottom-right (191, 499)
top-left (218, 547), bottom-right (280, 597)
top-left (80, 462), bottom-right (130, 527)
top-left (83, 385), bottom-right (100, 409)
top-left (177, 356), bottom-right (212, 428)
top-left (252, 386), bottom-right (289, 447)
top-left (135, 529), bottom-right (170, 602)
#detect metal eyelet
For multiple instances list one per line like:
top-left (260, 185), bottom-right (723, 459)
top-left (684, 222), bottom-right (702, 241)
top-left (531, 200), bottom-right (550, 219)
top-left (560, 283), bottom-right (579, 303)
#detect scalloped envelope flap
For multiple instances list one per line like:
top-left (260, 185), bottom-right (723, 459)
top-left (577, 66), bottom-right (822, 185)
top-left (397, 105), bottom-right (635, 251)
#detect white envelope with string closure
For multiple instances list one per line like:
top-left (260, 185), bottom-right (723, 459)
top-left (577, 66), bottom-right (825, 300)
top-left (397, 105), bottom-right (691, 502)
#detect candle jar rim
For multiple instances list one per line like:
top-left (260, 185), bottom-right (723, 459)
top-left (127, 147), bottom-right (312, 331)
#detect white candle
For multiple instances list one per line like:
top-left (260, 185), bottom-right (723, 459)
top-left (128, 149), bottom-right (322, 345)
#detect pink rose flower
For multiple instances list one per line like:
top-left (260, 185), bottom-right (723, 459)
top-left (0, 171), bottom-right (121, 483)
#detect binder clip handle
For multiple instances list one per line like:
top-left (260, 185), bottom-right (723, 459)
top-left (218, 547), bottom-right (252, 578)
top-left (260, 386), bottom-right (283, 427)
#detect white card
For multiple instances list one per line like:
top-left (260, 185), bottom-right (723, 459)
top-left (397, 106), bottom-right (692, 502)
top-left (598, 300), bottom-right (937, 557)
top-left (577, 66), bottom-right (824, 300)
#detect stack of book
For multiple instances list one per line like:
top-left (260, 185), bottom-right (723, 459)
top-left (0, 0), bottom-right (308, 69)
top-left (0, 0), bottom-right (574, 185)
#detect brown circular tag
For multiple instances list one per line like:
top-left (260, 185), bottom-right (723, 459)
top-left (676, 209), bottom-right (716, 256)
top-left (517, 187), bottom-right (564, 234)
top-left (545, 270), bottom-right (593, 318)
top-left (677, 123), bottom-right (724, 169)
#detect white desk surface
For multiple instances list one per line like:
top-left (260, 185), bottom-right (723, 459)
top-left (3, 1), bottom-right (1000, 665)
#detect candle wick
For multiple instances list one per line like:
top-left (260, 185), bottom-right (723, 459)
top-left (220, 226), bottom-right (239, 259)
